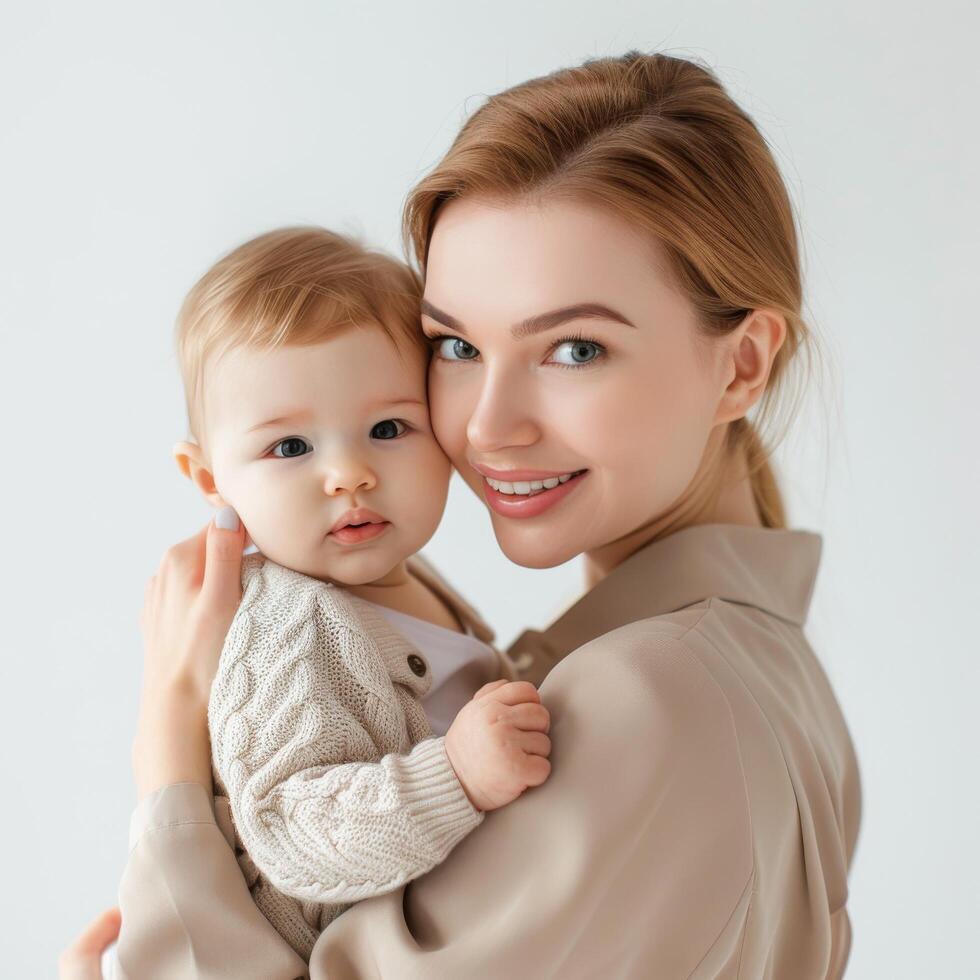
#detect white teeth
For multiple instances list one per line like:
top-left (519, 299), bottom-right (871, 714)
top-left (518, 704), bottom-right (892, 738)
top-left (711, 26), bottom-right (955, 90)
top-left (485, 471), bottom-right (582, 495)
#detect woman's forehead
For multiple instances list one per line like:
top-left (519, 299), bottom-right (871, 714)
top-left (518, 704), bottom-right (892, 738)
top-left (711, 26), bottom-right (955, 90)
top-left (424, 197), bottom-right (680, 331)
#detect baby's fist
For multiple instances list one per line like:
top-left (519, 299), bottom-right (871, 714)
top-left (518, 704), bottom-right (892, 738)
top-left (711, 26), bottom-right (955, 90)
top-left (445, 679), bottom-right (552, 812)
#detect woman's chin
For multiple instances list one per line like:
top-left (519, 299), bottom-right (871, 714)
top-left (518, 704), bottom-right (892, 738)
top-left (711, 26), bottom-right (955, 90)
top-left (490, 518), bottom-right (584, 570)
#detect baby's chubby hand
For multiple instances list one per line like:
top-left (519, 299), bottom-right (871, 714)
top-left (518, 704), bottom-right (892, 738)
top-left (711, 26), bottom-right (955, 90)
top-left (444, 679), bottom-right (552, 812)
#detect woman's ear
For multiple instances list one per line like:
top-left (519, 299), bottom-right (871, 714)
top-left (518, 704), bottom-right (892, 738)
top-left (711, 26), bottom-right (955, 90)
top-left (713, 309), bottom-right (787, 426)
top-left (173, 441), bottom-right (227, 508)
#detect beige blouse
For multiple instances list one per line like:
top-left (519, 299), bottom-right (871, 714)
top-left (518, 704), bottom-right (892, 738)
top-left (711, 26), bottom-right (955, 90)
top-left (115, 522), bottom-right (861, 979)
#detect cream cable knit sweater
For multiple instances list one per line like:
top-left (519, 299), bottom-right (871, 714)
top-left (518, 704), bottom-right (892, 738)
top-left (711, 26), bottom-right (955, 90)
top-left (207, 553), bottom-right (486, 962)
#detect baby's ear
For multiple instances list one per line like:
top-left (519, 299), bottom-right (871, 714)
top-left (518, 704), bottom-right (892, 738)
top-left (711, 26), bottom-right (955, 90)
top-left (173, 440), bottom-right (225, 507)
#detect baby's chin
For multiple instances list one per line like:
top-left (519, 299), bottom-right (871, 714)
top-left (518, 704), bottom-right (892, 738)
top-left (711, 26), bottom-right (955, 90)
top-left (244, 527), bottom-right (418, 586)
top-left (251, 543), bottom-right (408, 588)
top-left (325, 559), bottom-right (403, 587)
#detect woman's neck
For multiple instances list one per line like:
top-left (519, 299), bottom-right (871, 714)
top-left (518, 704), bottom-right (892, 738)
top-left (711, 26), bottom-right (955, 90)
top-left (583, 427), bottom-right (762, 590)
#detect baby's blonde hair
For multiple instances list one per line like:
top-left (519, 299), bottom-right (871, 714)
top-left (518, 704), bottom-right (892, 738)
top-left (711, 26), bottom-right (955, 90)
top-left (176, 226), bottom-right (426, 450)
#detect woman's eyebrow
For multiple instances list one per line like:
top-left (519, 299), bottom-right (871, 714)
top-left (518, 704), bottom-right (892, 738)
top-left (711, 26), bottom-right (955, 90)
top-left (420, 299), bottom-right (636, 339)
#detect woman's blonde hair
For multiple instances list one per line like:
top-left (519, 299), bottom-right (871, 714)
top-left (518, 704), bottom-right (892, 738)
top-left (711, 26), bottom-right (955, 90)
top-left (404, 51), bottom-right (818, 527)
top-left (176, 226), bottom-right (425, 449)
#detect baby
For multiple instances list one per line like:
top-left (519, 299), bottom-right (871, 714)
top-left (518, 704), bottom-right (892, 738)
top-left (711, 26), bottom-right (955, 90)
top-left (170, 226), bottom-right (552, 961)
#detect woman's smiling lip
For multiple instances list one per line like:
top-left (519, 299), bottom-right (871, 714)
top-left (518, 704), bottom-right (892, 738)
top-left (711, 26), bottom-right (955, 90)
top-left (471, 462), bottom-right (588, 481)
top-left (479, 468), bottom-right (589, 519)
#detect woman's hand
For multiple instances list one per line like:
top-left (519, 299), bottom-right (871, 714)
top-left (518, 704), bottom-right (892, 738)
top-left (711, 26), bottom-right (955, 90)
top-left (132, 506), bottom-right (246, 800)
top-left (58, 907), bottom-right (120, 980)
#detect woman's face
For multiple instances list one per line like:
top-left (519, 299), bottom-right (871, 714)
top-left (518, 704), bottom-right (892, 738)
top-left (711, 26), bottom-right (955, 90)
top-left (421, 196), bottom-right (736, 569)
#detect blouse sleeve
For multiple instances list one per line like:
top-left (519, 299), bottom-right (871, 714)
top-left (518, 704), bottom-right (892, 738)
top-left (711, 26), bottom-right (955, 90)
top-left (114, 781), bottom-right (309, 979)
top-left (116, 626), bottom-right (755, 979)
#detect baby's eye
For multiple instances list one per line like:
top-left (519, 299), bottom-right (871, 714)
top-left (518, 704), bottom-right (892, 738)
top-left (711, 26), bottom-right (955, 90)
top-left (433, 336), bottom-right (479, 362)
top-left (371, 419), bottom-right (407, 440)
top-left (271, 437), bottom-right (312, 458)
top-left (549, 339), bottom-right (604, 367)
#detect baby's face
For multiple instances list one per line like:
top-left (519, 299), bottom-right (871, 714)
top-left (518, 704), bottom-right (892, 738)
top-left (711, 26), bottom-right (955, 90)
top-left (201, 326), bottom-right (452, 585)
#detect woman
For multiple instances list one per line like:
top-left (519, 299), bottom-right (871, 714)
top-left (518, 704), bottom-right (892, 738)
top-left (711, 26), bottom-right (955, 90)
top-left (67, 51), bottom-right (861, 978)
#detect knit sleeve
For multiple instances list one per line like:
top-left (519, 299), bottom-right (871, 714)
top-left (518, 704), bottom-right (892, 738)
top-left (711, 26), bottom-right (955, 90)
top-left (207, 568), bottom-right (484, 906)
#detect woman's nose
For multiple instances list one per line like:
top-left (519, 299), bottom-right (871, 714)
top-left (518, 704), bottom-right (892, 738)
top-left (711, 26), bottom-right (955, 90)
top-left (465, 370), bottom-right (540, 453)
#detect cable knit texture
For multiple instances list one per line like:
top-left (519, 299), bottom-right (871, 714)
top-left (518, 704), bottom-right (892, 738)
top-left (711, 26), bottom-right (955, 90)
top-left (207, 553), bottom-right (485, 963)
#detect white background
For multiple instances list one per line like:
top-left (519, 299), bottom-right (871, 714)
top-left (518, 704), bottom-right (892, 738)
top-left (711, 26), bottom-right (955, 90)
top-left (2, 2), bottom-right (977, 976)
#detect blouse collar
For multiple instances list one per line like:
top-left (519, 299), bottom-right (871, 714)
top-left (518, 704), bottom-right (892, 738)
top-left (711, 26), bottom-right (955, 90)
top-left (506, 522), bottom-right (823, 677)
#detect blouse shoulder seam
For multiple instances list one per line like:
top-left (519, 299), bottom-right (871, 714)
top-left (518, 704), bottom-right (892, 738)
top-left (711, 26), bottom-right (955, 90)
top-left (688, 864), bottom-right (756, 979)
top-left (659, 606), bottom-right (757, 890)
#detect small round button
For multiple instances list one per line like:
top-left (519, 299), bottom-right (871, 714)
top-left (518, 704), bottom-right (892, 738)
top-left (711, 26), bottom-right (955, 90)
top-left (407, 654), bottom-right (427, 677)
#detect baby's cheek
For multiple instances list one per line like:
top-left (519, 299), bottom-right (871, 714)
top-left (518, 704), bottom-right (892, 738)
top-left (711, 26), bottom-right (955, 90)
top-left (239, 493), bottom-right (309, 560)
top-left (394, 451), bottom-right (450, 541)
top-left (428, 378), bottom-right (472, 467)
top-left (414, 438), bottom-right (453, 493)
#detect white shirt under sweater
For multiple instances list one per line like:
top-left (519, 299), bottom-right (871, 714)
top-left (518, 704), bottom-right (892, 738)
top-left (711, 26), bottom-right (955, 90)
top-left (363, 600), bottom-right (501, 736)
top-left (206, 553), bottom-right (510, 963)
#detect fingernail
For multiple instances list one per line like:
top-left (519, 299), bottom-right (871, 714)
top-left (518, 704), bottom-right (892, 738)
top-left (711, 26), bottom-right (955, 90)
top-left (215, 505), bottom-right (240, 531)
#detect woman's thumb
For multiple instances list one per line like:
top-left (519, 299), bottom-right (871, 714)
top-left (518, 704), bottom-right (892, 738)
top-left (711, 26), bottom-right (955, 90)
top-left (58, 906), bottom-right (121, 979)
top-left (203, 505), bottom-right (245, 606)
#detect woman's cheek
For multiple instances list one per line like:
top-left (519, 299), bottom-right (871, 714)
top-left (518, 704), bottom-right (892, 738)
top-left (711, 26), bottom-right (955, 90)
top-left (577, 382), bottom-right (700, 508)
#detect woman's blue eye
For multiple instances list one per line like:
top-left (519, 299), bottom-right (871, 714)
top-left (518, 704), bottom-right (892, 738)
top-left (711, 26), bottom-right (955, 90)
top-left (435, 337), bottom-right (479, 361)
top-left (428, 332), bottom-right (603, 368)
top-left (371, 419), bottom-right (407, 440)
top-left (272, 437), bottom-right (312, 458)
top-left (550, 339), bottom-right (603, 366)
